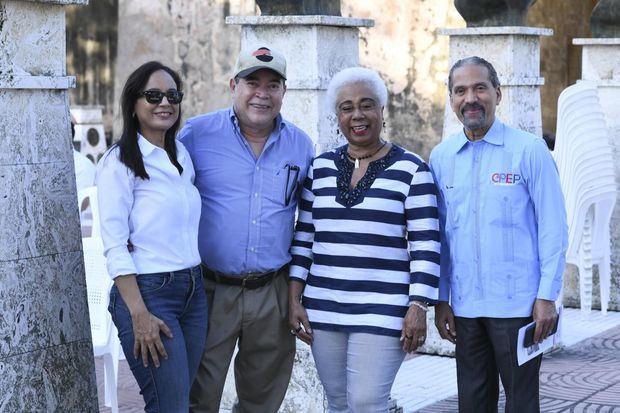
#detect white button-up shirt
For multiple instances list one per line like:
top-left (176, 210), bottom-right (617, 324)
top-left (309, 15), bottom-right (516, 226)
top-left (96, 135), bottom-right (201, 279)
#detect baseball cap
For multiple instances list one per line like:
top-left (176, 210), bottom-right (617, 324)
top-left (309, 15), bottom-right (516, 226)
top-left (233, 45), bottom-right (287, 80)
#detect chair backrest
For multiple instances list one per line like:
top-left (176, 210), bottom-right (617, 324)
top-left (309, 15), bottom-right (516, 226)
top-left (83, 236), bottom-right (113, 348)
top-left (77, 186), bottom-right (101, 238)
top-left (554, 81), bottom-right (617, 262)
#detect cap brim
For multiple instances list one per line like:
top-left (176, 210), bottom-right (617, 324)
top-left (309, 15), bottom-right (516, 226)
top-left (235, 66), bottom-right (287, 80)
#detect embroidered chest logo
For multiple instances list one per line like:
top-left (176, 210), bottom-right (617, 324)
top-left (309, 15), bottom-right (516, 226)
top-left (491, 172), bottom-right (521, 185)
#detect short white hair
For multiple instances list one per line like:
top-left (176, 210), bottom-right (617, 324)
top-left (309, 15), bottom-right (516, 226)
top-left (326, 67), bottom-right (388, 114)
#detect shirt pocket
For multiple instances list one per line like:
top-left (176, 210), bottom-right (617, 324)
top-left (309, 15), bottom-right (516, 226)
top-left (269, 163), bottom-right (299, 207)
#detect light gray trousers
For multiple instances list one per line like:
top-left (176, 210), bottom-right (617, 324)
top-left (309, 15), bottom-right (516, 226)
top-left (311, 330), bottom-right (405, 413)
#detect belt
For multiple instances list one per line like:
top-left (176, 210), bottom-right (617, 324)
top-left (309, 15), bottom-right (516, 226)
top-left (202, 264), bottom-right (288, 290)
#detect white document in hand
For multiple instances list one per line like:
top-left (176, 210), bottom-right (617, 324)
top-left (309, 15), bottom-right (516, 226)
top-left (516, 306), bottom-right (562, 366)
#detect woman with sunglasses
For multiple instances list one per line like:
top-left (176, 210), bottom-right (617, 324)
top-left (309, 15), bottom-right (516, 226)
top-left (97, 61), bottom-right (207, 412)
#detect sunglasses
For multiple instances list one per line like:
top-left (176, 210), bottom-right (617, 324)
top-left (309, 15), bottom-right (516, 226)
top-left (139, 89), bottom-right (184, 104)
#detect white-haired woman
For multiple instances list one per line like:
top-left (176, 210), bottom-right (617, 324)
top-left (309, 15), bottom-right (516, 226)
top-left (288, 67), bottom-right (441, 412)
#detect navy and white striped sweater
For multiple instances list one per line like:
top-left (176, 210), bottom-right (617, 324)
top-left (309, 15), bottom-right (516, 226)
top-left (290, 144), bottom-right (441, 337)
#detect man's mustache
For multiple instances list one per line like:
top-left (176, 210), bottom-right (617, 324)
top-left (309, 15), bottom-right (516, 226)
top-left (461, 103), bottom-right (485, 115)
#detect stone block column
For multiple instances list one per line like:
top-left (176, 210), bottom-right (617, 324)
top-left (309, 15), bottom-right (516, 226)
top-left (226, 15), bottom-right (374, 153)
top-left (0, 1), bottom-right (98, 411)
top-left (572, 38), bottom-right (620, 310)
top-left (219, 15), bottom-right (372, 412)
top-left (439, 27), bottom-right (552, 140)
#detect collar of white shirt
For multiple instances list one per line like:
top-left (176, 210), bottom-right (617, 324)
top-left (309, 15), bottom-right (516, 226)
top-left (137, 133), bottom-right (158, 157)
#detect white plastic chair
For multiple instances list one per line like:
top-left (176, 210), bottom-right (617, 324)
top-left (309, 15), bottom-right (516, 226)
top-left (83, 236), bottom-right (120, 413)
top-left (78, 186), bottom-right (101, 238)
top-left (553, 80), bottom-right (617, 315)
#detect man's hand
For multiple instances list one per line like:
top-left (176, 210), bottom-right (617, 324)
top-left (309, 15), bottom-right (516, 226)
top-left (532, 298), bottom-right (558, 343)
top-left (434, 301), bottom-right (456, 344)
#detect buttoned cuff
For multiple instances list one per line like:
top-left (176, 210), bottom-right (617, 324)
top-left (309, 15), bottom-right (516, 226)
top-left (105, 245), bottom-right (138, 279)
top-left (438, 274), bottom-right (451, 301)
top-left (536, 275), bottom-right (562, 301)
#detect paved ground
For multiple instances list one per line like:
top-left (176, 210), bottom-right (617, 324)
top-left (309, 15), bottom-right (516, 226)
top-left (418, 325), bottom-right (620, 412)
top-left (97, 309), bottom-right (620, 412)
top-left (96, 355), bottom-right (141, 413)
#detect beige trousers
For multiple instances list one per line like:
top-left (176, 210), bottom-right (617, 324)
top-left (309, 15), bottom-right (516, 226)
top-left (189, 270), bottom-right (295, 413)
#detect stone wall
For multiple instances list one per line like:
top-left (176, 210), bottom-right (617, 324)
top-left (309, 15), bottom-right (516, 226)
top-left (112, 0), bottom-right (463, 158)
top-left (65, 0), bottom-right (594, 157)
top-left (528, 0), bottom-right (597, 140)
top-left (66, 0), bottom-right (118, 144)
top-left (112, 0), bottom-right (257, 137)
top-left (342, 0), bottom-right (463, 160)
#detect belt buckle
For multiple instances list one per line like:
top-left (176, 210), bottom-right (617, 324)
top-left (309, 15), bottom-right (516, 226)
top-left (241, 273), bottom-right (260, 288)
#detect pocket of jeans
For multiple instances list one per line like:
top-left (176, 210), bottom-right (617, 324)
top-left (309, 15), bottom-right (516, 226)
top-left (136, 273), bottom-right (171, 297)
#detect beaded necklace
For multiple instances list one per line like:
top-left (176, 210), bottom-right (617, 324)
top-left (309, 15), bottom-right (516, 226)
top-left (346, 141), bottom-right (386, 169)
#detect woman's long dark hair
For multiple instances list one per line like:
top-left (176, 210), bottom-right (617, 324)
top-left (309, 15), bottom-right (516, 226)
top-left (116, 61), bottom-right (184, 179)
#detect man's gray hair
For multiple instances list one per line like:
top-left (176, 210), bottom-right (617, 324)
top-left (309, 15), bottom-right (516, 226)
top-left (448, 56), bottom-right (500, 95)
top-left (327, 67), bottom-right (388, 113)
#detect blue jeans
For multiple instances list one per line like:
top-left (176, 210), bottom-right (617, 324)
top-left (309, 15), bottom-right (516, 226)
top-left (109, 265), bottom-right (208, 413)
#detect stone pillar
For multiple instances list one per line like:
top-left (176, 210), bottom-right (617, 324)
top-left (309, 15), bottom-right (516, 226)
top-left (572, 37), bottom-right (620, 310)
top-left (439, 27), bottom-right (552, 140)
top-left (226, 15), bottom-right (374, 153)
top-left (219, 15), bottom-right (372, 412)
top-left (0, 1), bottom-right (97, 411)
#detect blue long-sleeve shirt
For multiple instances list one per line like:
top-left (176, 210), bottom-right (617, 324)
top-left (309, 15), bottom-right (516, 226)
top-left (429, 119), bottom-right (568, 318)
top-left (178, 108), bottom-right (315, 275)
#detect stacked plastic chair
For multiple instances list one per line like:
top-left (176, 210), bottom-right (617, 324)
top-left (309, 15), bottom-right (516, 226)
top-left (77, 186), bottom-right (101, 237)
top-left (80, 187), bottom-right (121, 412)
top-left (553, 80), bottom-right (617, 315)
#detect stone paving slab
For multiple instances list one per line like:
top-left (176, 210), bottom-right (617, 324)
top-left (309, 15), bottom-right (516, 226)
top-left (390, 308), bottom-right (620, 411)
top-left (417, 325), bottom-right (620, 413)
top-left (96, 357), bottom-right (141, 413)
top-left (97, 309), bottom-right (620, 412)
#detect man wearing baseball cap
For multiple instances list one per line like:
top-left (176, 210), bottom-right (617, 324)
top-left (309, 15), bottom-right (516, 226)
top-left (179, 45), bottom-right (314, 413)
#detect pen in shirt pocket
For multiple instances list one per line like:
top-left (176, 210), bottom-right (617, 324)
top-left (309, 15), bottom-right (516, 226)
top-left (284, 164), bottom-right (300, 206)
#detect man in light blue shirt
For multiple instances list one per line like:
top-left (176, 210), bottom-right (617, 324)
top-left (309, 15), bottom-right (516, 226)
top-left (179, 45), bottom-right (314, 413)
top-left (429, 56), bottom-right (567, 412)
